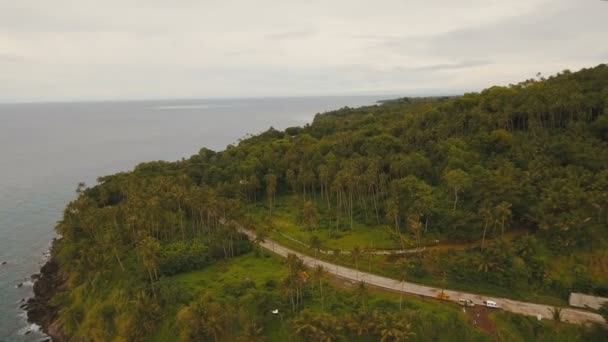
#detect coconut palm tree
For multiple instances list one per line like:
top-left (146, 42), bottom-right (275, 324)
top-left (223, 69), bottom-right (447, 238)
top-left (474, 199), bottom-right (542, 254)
top-left (312, 264), bottom-right (326, 309)
top-left (239, 321), bottom-right (266, 342)
top-left (354, 281), bottom-right (370, 310)
top-left (395, 258), bottom-right (411, 310)
top-left (344, 311), bottom-right (374, 337)
top-left (408, 215), bottom-right (423, 249)
top-left (265, 174), bottom-right (277, 217)
top-left (292, 310), bottom-right (341, 342)
top-left (351, 245), bottom-right (362, 279)
top-left (254, 229), bottom-right (268, 257)
top-left (478, 203), bottom-right (493, 250)
top-left (376, 313), bottom-right (415, 342)
top-left (309, 235), bottom-right (322, 259)
top-left (443, 168), bottom-right (471, 212)
top-left (495, 201), bottom-right (512, 238)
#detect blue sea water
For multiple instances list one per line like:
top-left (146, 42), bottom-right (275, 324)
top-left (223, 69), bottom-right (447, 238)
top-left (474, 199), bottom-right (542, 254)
top-left (0, 96), bottom-right (382, 341)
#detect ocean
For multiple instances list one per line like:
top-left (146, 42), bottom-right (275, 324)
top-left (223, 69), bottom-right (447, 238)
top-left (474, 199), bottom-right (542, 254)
top-left (0, 96), bottom-right (382, 341)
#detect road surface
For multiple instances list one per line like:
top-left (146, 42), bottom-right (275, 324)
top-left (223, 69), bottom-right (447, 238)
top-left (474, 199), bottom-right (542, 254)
top-left (239, 227), bottom-right (606, 326)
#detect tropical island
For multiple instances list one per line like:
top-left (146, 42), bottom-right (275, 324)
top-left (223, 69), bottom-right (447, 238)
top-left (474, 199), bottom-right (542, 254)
top-left (28, 65), bottom-right (608, 341)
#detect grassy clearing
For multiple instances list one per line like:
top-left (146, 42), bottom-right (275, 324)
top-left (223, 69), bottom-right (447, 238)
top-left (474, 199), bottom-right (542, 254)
top-left (170, 252), bottom-right (288, 294)
top-left (250, 195), bottom-right (400, 251)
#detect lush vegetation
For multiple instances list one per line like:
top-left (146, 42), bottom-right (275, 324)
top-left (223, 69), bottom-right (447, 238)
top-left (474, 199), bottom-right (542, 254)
top-left (44, 65), bottom-right (608, 340)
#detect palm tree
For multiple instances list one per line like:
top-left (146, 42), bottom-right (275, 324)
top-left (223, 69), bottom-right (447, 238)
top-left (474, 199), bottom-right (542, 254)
top-left (312, 265), bottom-right (326, 309)
top-left (292, 310), bottom-right (341, 342)
top-left (351, 246), bottom-right (362, 279)
top-left (344, 311), bottom-right (373, 337)
top-left (407, 215), bottom-right (423, 249)
top-left (138, 234), bottom-right (160, 295)
top-left (385, 197), bottom-right (400, 236)
top-left (309, 235), bottom-right (322, 259)
top-left (495, 201), bottom-right (512, 238)
top-left (239, 321), bottom-right (266, 342)
top-left (395, 258), bottom-right (411, 310)
top-left (265, 174), bottom-right (277, 217)
top-left (332, 248), bottom-right (341, 274)
top-left (477, 257), bottom-right (497, 273)
top-left (443, 168), bottom-right (471, 212)
top-left (550, 307), bottom-right (562, 323)
top-left (365, 246), bottom-right (374, 273)
top-left (302, 201), bottom-right (319, 231)
top-left (478, 204), bottom-right (493, 250)
top-left (376, 313), bottom-right (415, 342)
top-left (131, 290), bottom-right (161, 336)
top-left (254, 229), bottom-right (267, 257)
top-left (284, 253), bottom-right (306, 312)
top-left (189, 294), bottom-right (229, 342)
top-left (354, 281), bottom-right (370, 310)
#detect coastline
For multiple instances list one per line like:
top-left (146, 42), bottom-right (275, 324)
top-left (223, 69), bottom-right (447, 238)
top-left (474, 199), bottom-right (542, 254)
top-left (25, 240), bottom-right (66, 341)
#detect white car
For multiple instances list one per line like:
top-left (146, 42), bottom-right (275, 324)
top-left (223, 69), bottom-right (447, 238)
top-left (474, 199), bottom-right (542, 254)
top-left (483, 300), bottom-right (499, 308)
top-left (459, 298), bottom-right (475, 307)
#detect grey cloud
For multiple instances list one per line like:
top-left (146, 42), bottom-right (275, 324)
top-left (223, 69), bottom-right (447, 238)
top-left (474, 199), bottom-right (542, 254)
top-left (375, 1), bottom-right (607, 62)
top-left (407, 60), bottom-right (493, 72)
top-left (0, 0), bottom-right (607, 102)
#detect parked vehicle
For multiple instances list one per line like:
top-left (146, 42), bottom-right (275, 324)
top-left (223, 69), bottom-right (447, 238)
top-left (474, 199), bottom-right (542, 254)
top-left (436, 292), bottom-right (450, 300)
top-left (483, 300), bottom-right (499, 308)
top-left (459, 298), bottom-right (475, 307)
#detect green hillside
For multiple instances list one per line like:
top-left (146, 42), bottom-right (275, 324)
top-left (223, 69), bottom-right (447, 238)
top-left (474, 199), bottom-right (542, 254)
top-left (35, 65), bottom-right (608, 341)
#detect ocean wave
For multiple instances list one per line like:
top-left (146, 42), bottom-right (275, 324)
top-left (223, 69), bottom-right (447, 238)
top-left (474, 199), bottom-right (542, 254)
top-left (17, 322), bottom-right (41, 336)
top-left (15, 280), bottom-right (34, 288)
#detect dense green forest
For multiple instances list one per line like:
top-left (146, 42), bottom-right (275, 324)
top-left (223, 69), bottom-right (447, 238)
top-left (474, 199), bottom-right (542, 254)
top-left (36, 65), bottom-right (608, 341)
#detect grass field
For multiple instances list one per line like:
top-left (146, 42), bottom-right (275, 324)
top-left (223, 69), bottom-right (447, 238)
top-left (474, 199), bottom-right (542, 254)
top-left (250, 195), bottom-right (401, 251)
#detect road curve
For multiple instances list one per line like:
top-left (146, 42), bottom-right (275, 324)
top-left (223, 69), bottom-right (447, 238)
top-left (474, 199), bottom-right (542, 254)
top-left (239, 227), bottom-right (606, 326)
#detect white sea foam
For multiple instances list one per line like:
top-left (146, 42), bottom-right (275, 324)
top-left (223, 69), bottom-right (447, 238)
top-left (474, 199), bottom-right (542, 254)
top-left (15, 280), bottom-right (34, 288)
top-left (17, 322), bottom-right (41, 335)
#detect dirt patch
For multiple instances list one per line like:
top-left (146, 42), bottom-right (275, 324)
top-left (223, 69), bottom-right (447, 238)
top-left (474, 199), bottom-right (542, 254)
top-left (464, 305), bottom-right (497, 336)
top-left (325, 272), bottom-right (357, 289)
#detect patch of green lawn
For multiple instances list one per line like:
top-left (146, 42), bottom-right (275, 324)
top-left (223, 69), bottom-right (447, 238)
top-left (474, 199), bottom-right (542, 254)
top-left (251, 195), bottom-right (400, 251)
top-left (170, 252), bottom-right (288, 295)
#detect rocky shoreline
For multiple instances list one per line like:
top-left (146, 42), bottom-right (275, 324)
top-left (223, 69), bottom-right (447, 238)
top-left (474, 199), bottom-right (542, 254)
top-left (24, 254), bottom-right (67, 341)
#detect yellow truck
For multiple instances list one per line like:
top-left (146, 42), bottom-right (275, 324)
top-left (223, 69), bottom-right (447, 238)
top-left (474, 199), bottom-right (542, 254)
top-left (436, 292), bottom-right (450, 300)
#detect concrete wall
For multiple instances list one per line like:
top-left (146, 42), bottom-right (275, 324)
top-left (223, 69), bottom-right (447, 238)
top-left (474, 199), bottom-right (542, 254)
top-left (569, 292), bottom-right (608, 310)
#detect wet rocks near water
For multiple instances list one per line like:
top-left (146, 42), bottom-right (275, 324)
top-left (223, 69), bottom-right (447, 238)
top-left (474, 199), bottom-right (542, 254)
top-left (26, 258), bottom-right (67, 341)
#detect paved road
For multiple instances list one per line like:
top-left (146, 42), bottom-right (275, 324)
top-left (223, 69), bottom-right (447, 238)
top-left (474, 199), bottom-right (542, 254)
top-left (239, 227), bottom-right (606, 326)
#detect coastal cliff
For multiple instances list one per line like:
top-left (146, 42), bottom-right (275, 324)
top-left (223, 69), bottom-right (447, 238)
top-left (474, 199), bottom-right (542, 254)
top-left (26, 244), bottom-right (67, 341)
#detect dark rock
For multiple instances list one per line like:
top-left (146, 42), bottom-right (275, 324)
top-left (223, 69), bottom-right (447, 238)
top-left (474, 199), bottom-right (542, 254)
top-left (31, 273), bottom-right (41, 280)
top-left (16, 283), bottom-right (24, 288)
top-left (1, 261), bottom-right (7, 265)
top-left (27, 256), bottom-right (67, 341)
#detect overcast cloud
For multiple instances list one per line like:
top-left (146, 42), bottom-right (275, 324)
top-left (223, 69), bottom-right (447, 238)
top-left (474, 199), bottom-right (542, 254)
top-left (0, 0), bottom-right (606, 102)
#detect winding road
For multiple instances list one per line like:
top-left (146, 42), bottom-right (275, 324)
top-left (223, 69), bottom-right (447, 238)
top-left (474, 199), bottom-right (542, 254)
top-left (239, 227), bottom-right (606, 326)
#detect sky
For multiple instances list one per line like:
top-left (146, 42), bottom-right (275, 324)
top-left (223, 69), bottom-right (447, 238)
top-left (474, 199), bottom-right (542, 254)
top-left (0, 0), bottom-right (607, 102)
